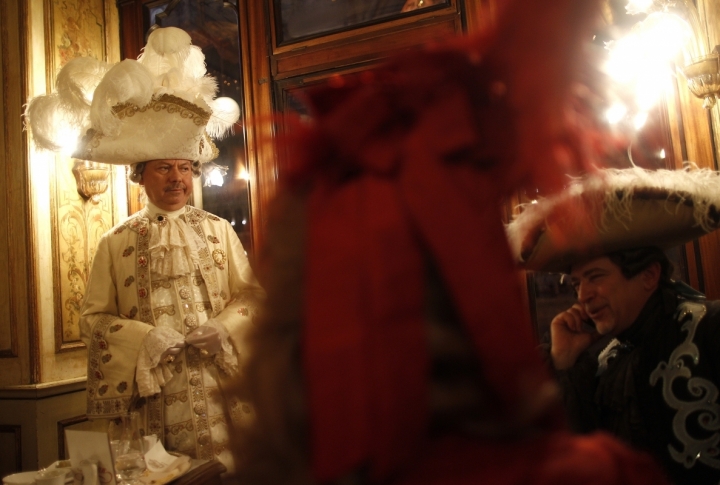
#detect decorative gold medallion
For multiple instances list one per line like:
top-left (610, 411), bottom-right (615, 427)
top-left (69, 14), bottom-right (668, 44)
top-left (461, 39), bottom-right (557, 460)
top-left (212, 249), bottom-right (227, 268)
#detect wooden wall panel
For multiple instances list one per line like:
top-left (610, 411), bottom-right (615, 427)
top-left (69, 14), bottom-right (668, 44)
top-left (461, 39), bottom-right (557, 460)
top-left (240, 0), bottom-right (277, 253)
top-left (674, 67), bottom-right (720, 299)
top-left (0, 382), bottom-right (86, 472)
top-left (273, 15), bottom-right (463, 79)
top-left (0, 0), bottom-right (35, 385)
top-left (0, 426), bottom-right (22, 478)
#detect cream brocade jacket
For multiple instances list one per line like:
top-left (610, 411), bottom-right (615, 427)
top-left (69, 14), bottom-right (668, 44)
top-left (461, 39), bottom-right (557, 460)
top-left (79, 205), bottom-right (264, 469)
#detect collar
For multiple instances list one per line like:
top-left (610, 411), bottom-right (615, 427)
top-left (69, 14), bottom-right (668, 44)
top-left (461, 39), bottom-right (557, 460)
top-left (145, 202), bottom-right (187, 220)
top-left (616, 288), bottom-right (679, 347)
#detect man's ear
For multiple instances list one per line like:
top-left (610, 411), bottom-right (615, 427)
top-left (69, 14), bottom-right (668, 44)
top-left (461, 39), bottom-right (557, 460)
top-left (641, 261), bottom-right (661, 290)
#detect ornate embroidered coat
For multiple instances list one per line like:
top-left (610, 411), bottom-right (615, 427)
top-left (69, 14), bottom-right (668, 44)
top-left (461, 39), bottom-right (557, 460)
top-left (80, 205), bottom-right (264, 471)
top-left (558, 288), bottom-right (720, 485)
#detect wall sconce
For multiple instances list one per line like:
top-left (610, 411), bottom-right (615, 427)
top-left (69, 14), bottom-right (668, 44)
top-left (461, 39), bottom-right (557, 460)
top-left (72, 160), bottom-right (111, 204)
top-left (625, 0), bottom-right (719, 109)
top-left (683, 49), bottom-right (720, 108)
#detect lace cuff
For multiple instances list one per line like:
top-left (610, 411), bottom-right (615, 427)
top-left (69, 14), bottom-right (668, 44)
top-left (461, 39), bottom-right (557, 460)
top-left (136, 327), bottom-right (186, 397)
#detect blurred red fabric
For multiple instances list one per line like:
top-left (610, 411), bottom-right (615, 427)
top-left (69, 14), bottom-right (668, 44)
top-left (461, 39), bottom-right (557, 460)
top-left (269, 0), bottom-right (671, 483)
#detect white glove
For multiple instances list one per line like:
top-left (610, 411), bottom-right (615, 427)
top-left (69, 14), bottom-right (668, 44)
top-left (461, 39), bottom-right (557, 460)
top-left (136, 327), bottom-right (186, 397)
top-left (186, 320), bottom-right (238, 374)
top-left (185, 320), bottom-right (227, 356)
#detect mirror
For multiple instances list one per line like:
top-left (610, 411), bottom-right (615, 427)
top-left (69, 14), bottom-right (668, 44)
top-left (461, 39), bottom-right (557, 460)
top-left (144, 0), bottom-right (254, 254)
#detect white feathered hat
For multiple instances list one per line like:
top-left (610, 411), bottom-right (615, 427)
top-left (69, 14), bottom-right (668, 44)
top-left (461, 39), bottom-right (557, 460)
top-left (505, 167), bottom-right (720, 272)
top-left (25, 27), bottom-right (240, 165)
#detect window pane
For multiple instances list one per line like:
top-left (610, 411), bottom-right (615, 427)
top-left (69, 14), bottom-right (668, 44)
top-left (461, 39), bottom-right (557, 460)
top-left (274, 0), bottom-right (449, 44)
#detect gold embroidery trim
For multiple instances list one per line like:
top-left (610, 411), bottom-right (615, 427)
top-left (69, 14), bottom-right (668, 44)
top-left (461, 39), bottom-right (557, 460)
top-left (153, 305), bottom-right (176, 319)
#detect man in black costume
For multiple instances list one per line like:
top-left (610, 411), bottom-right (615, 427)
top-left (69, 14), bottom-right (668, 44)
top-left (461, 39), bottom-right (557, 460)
top-left (506, 167), bottom-right (720, 485)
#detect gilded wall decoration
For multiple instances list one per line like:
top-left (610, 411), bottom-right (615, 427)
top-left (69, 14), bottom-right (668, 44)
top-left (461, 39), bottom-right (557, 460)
top-left (51, 0), bottom-right (105, 70)
top-left (47, 0), bottom-right (116, 352)
top-left (52, 159), bottom-right (115, 352)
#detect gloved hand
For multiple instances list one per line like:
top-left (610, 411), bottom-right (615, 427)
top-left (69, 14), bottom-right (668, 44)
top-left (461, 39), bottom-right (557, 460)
top-left (136, 327), bottom-right (186, 397)
top-left (185, 323), bottom-right (225, 356)
top-left (143, 326), bottom-right (186, 365)
top-left (186, 320), bottom-right (238, 374)
top-left (161, 342), bottom-right (185, 364)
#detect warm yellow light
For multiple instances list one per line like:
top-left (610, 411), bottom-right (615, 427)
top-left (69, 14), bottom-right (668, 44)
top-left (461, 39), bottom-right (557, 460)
top-left (605, 103), bottom-right (627, 125)
top-left (56, 123), bottom-right (79, 156)
top-left (238, 167), bottom-right (251, 181)
top-left (645, 13), bottom-right (692, 53)
top-left (207, 167), bottom-right (225, 187)
top-left (633, 111), bottom-right (648, 130)
top-left (625, 0), bottom-right (653, 15)
top-left (604, 10), bottom-right (692, 126)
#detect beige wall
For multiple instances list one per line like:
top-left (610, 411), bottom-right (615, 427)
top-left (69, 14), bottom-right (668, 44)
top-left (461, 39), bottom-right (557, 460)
top-left (0, 0), bottom-right (123, 474)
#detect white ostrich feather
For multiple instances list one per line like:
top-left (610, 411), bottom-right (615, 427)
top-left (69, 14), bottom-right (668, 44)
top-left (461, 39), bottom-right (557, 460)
top-left (137, 52), bottom-right (173, 79)
top-left (26, 26), bottom-right (237, 164)
top-left (182, 45), bottom-right (207, 79)
top-left (138, 27), bottom-right (206, 80)
top-left (196, 75), bottom-right (218, 103)
top-left (90, 59), bottom-right (154, 136)
top-left (154, 68), bottom-right (184, 93)
top-left (24, 94), bottom-right (79, 151)
top-left (505, 166), bottom-right (720, 262)
top-left (206, 97), bottom-right (240, 139)
top-left (154, 70), bottom-right (217, 105)
top-left (146, 26), bottom-right (191, 56)
top-left (55, 57), bottom-right (109, 122)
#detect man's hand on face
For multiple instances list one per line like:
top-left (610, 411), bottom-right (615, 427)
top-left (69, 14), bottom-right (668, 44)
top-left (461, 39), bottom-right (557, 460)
top-left (550, 303), bottom-right (603, 370)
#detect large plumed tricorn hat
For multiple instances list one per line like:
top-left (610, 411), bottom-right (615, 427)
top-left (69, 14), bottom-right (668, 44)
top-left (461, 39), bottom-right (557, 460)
top-left (24, 27), bottom-right (239, 165)
top-left (506, 167), bottom-right (720, 273)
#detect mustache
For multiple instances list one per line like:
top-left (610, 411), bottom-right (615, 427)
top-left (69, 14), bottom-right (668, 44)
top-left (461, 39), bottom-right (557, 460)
top-left (164, 183), bottom-right (186, 191)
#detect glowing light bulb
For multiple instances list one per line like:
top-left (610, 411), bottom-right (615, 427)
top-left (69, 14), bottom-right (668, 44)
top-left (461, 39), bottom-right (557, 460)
top-left (633, 111), bottom-right (648, 130)
top-left (207, 167), bottom-right (225, 187)
top-left (625, 0), bottom-right (653, 15)
top-left (605, 103), bottom-right (627, 125)
top-left (604, 10), bottom-right (692, 119)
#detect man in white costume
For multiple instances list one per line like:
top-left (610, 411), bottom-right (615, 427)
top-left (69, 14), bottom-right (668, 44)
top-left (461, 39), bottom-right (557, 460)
top-left (25, 27), bottom-right (264, 473)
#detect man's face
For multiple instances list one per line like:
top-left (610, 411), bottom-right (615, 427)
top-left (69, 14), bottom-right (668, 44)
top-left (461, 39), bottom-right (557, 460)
top-left (569, 256), bottom-right (657, 336)
top-left (140, 159), bottom-right (193, 211)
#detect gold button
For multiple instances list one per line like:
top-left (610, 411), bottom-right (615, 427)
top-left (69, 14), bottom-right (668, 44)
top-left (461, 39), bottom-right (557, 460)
top-left (190, 376), bottom-right (200, 386)
top-left (194, 404), bottom-right (205, 415)
top-left (184, 315), bottom-right (197, 327)
top-left (179, 288), bottom-right (191, 299)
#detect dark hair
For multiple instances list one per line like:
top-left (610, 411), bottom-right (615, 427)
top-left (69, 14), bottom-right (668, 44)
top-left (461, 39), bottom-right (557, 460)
top-left (127, 160), bottom-right (202, 184)
top-left (606, 246), bottom-right (674, 283)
